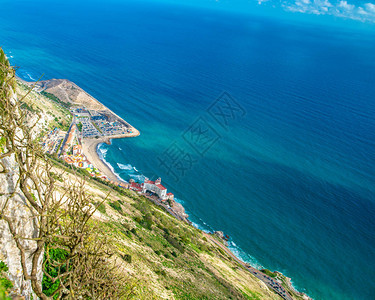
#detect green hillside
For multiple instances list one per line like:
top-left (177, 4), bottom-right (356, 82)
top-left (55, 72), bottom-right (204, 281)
top-left (0, 47), bottom-right (306, 299)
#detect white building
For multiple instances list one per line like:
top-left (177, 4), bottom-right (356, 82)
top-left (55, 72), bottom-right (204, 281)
top-left (142, 177), bottom-right (168, 200)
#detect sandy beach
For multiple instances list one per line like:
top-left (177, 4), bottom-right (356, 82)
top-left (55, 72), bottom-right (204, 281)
top-left (81, 138), bottom-right (119, 182)
top-left (81, 133), bottom-right (135, 182)
top-left (80, 124), bottom-right (140, 183)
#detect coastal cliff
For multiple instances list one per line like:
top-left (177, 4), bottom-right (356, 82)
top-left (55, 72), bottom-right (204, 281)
top-left (1, 49), bottom-right (310, 299)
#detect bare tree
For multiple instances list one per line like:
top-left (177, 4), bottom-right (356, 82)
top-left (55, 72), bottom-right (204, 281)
top-left (0, 48), bottom-right (134, 299)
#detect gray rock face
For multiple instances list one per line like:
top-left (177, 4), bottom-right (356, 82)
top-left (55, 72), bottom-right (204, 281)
top-left (0, 153), bottom-right (42, 299)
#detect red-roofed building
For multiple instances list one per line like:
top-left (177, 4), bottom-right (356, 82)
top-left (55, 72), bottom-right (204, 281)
top-left (142, 177), bottom-right (168, 199)
top-left (130, 181), bottom-right (142, 192)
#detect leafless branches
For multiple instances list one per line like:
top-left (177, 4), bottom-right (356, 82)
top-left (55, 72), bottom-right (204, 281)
top-left (0, 48), bottom-right (133, 299)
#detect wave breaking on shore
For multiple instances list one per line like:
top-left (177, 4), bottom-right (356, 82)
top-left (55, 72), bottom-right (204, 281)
top-left (97, 143), bottom-right (127, 183)
top-left (95, 141), bottom-right (312, 299)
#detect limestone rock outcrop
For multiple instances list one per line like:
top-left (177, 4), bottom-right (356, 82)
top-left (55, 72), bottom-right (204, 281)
top-left (0, 152), bottom-right (42, 299)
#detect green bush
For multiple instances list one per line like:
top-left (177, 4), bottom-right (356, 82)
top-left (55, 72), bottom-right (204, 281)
top-left (96, 203), bottom-right (106, 214)
top-left (0, 261), bottom-right (8, 272)
top-left (109, 201), bottom-right (122, 213)
top-left (0, 278), bottom-right (12, 290)
top-left (134, 214), bottom-right (153, 230)
top-left (261, 269), bottom-right (277, 278)
top-left (165, 235), bottom-right (185, 254)
top-left (155, 269), bottom-right (166, 277)
top-left (0, 137), bottom-right (6, 154)
top-left (123, 254), bottom-right (132, 263)
top-left (142, 213), bottom-right (153, 230)
top-left (42, 248), bottom-right (69, 298)
top-left (0, 260), bottom-right (12, 296)
top-left (41, 91), bottom-right (71, 109)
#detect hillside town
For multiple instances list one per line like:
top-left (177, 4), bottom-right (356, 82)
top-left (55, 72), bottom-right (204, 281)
top-left (41, 106), bottom-right (174, 203)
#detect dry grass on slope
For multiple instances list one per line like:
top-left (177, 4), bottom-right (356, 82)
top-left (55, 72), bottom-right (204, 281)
top-left (55, 164), bottom-right (282, 300)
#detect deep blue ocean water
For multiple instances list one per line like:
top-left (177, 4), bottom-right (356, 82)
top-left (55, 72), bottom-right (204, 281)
top-left (1, 1), bottom-right (375, 299)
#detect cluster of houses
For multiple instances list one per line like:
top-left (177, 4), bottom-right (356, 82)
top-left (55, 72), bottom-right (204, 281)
top-left (57, 124), bottom-right (174, 202)
top-left (63, 145), bottom-right (93, 169)
top-left (42, 108), bottom-right (173, 203)
top-left (42, 128), bottom-right (66, 154)
top-left (60, 126), bottom-right (101, 178)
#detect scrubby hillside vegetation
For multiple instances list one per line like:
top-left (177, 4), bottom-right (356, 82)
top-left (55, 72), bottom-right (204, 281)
top-left (0, 48), bottom-right (298, 299)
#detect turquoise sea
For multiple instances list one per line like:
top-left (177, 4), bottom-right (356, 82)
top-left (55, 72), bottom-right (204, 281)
top-left (1, 0), bottom-right (375, 299)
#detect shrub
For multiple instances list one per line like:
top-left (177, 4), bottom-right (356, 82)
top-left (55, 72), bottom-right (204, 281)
top-left (0, 277), bottom-right (13, 292)
top-left (165, 235), bottom-right (185, 254)
top-left (0, 261), bottom-right (8, 272)
top-left (142, 213), bottom-right (153, 230)
top-left (96, 203), bottom-right (106, 214)
top-left (123, 254), bottom-right (132, 263)
top-left (42, 248), bottom-right (69, 297)
top-left (109, 201), bottom-right (122, 213)
top-left (0, 260), bottom-right (13, 295)
top-left (155, 269), bottom-right (166, 277)
top-left (261, 269), bottom-right (277, 278)
top-left (199, 244), bottom-right (209, 252)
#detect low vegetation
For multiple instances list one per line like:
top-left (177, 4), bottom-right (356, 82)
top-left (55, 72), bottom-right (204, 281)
top-left (0, 48), bottom-right (289, 299)
top-left (41, 90), bottom-right (71, 109)
top-left (0, 261), bottom-right (12, 299)
top-left (261, 269), bottom-right (277, 278)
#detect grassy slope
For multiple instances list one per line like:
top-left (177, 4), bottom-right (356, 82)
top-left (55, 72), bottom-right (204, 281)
top-left (55, 166), bottom-right (280, 300)
top-left (16, 81), bottom-right (72, 132)
top-left (16, 80), bottom-right (286, 300)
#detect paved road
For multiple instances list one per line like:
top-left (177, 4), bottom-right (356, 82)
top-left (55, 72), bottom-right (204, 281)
top-left (204, 233), bottom-right (293, 300)
top-left (59, 116), bottom-right (76, 157)
top-left (140, 192), bottom-right (293, 300)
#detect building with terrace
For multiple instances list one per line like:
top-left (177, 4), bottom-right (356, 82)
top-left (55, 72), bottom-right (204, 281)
top-left (142, 177), bottom-right (174, 201)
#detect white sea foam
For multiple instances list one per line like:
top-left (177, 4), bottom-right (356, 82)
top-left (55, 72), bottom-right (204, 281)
top-left (117, 163), bottom-right (133, 171)
top-left (97, 144), bottom-right (108, 159)
top-left (174, 197), bottom-right (184, 205)
top-left (96, 144), bottom-right (127, 183)
top-left (191, 222), bottom-right (210, 233)
top-left (25, 72), bottom-right (37, 81)
top-left (98, 145), bottom-right (264, 275)
top-left (129, 173), bottom-right (145, 182)
top-left (227, 241), bottom-right (263, 269)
